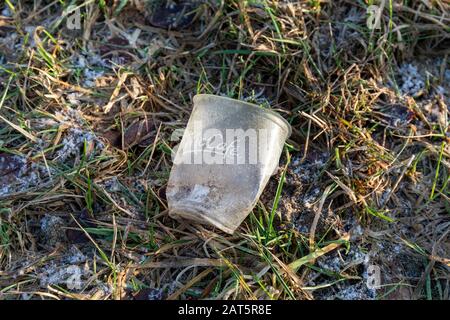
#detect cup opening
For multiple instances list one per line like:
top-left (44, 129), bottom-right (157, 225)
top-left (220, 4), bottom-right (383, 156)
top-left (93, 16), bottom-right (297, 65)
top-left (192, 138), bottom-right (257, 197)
top-left (193, 94), bottom-right (292, 138)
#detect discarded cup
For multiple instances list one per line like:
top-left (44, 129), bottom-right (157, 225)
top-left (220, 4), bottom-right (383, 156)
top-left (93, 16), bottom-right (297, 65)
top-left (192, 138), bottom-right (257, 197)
top-left (167, 94), bottom-right (292, 234)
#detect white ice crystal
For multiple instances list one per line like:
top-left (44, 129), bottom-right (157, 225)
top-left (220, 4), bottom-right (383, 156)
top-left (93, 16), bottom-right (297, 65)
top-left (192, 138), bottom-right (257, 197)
top-left (0, 155), bottom-right (52, 197)
top-left (398, 63), bottom-right (425, 97)
top-left (54, 127), bottom-right (104, 162)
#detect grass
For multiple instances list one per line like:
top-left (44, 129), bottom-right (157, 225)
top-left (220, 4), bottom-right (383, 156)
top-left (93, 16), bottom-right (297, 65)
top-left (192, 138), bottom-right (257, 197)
top-left (0, 0), bottom-right (449, 300)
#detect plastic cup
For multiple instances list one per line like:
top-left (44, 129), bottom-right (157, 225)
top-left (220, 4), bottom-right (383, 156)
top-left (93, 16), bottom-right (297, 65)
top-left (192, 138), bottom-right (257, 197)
top-left (167, 94), bottom-right (291, 234)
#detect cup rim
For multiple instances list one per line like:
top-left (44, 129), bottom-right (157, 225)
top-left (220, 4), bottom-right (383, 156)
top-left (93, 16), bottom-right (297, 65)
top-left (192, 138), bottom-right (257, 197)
top-left (193, 94), bottom-right (292, 137)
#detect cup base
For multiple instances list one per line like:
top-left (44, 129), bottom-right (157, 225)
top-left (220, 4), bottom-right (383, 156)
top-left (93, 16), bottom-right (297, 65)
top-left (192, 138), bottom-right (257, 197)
top-left (168, 204), bottom-right (236, 234)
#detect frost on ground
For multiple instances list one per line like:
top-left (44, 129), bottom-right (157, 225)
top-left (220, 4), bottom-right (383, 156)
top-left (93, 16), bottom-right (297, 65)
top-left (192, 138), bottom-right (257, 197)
top-left (271, 147), bottom-right (427, 300)
top-left (54, 127), bottom-right (104, 163)
top-left (40, 214), bottom-right (67, 247)
top-left (72, 54), bottom-right (106, 88)
top-left (269, 153), bottom-right (377, 299)
top-left (70, 46), bottom-right (131, 88)
top-left (384, 58), bottom-right (449, 136)
top-left (306, 246), bottom-right (377, 300)
top-left (392, 59), bottom-right (449, 103)
top-left (393, 58), bottom-right (448, 96)
top-left (39, 261), bottom-right (87, 289)
top-left (41, 108), bottom-right (106, 163)
top-left (271, 151), bottom-right (331, 231)
top-left (0, 153), bottom-right (52, 197)
top-left (397, 63), bottom-right (425, 97)
top-left (36, 245), bottom-right (113, 298)
top-left (0, 106), bottom-right (107, 197)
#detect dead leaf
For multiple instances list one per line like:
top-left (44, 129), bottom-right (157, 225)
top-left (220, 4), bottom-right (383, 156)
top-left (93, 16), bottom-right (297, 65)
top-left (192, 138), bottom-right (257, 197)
top-left (98, 119), bottom-right (155, 150)
top-left (66, 209), bottom-right (95, 244)
top-left (101, 129), bottom-right (121, 148)
top-left (0, 153), bottom-right (26, 186)
top-left (122, 119), bottom-right (155, 149)
top-left (147, 0), bottom-right (199, 30)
